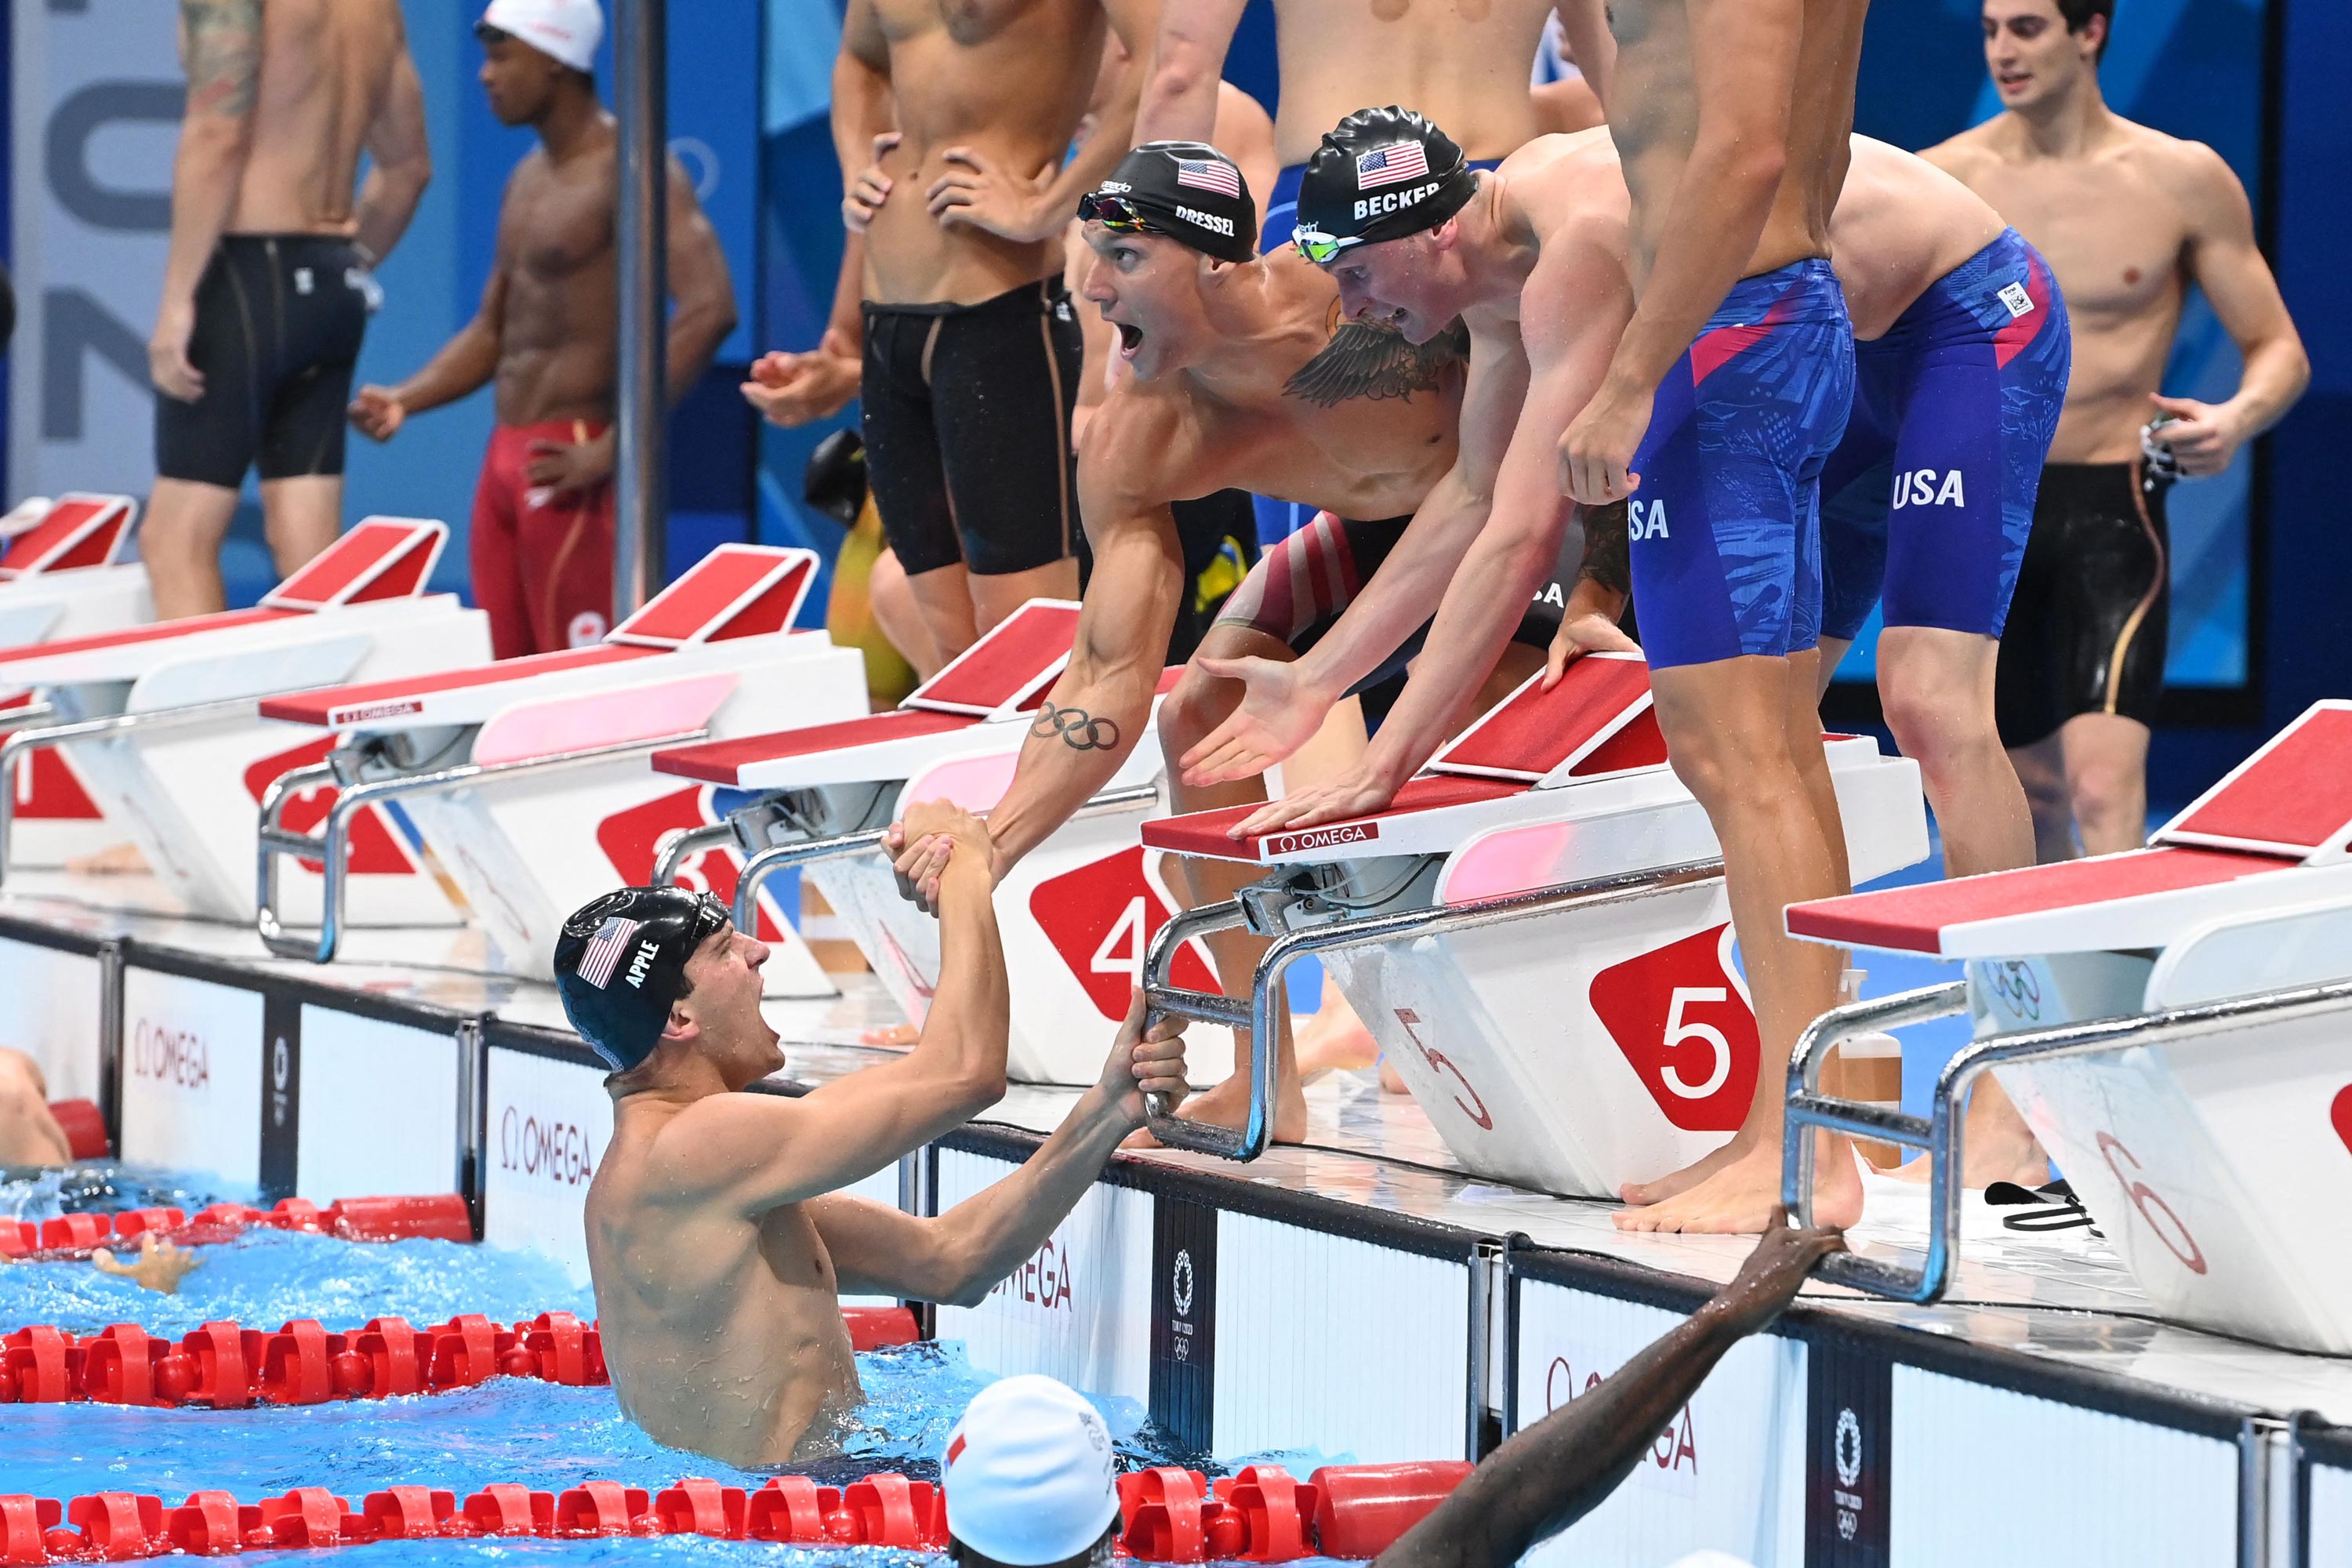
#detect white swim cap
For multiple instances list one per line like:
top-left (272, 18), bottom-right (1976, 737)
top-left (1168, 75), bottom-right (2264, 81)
top-left (943, 1375), bottom-right (1121, 1565)
top-left (478, 0), bottom-right (604, 73)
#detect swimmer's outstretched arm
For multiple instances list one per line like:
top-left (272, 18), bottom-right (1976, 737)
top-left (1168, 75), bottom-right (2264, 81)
top-left (894, 410), bottom-right (1188, 903)
top-left (1374, 1216), bottom-right (1842, 1568)
top-left (658, 806), bottom-right (1011, 1211)
top-left (812, 992), bottom-right (1187, 1305)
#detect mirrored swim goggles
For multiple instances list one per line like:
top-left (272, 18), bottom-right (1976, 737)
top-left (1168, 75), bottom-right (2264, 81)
top-left (1291, 225), bottom-right (1367, 265)
top-left (1076, 191), bottom-right (1171, 236)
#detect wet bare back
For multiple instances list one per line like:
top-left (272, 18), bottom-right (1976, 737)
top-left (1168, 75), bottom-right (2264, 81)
top-left (851, 0), bottom-right (1111, 304)
top-left (223, 0), bottom-right (409, 237)
top-left (584, 1106), bottom-right (864, 1468)
top-left (1262, 0), bottom-right (1555, 165)
top-left (488, 134), bottom-right (626, 426)
top-left (1603, 0), bottom-right (1871, 284)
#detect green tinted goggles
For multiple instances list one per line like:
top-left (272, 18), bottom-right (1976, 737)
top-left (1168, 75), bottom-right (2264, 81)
top-left (1291, 226), bottom-right (1363, 265)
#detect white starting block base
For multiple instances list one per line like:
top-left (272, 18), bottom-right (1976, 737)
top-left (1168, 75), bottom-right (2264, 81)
top-left (5, 881), bottom-right (2346, 1568)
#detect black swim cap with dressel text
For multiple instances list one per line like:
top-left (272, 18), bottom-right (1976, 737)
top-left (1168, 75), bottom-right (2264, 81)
top-left (554, 886), bottom-right (731, 1073)
top-left (1078, 142), bottom-right (1258, 264)
top-left (1293, 107), bottom-right (1475, 263)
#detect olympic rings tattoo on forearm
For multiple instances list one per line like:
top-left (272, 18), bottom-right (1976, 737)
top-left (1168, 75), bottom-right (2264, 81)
top-left (1032, 703), bottom-right (1122, 752)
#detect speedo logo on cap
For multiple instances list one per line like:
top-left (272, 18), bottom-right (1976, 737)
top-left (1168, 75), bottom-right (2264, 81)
top-left (1176, 205), bottom-right (1235, 237)
top-left (1355, 181), bottom-right (1440, 220)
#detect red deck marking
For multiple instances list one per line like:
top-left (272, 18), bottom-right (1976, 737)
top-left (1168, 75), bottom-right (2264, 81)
top-left (1432, 655), bottom-right (1652, 781)
top-left (0, 495), bottom-right (133, 578)
top-left (652, 709), bottom-right (978, 783)
top-left (1142, 775), bottom-right (1523, 858)
top-left (612, 546), bottom-right (815, 647)
top-left (264, 520), bottom-right (437, 609)
top-left (2163, 706), bottom-right (2352, 855)
top-left (906, 602), bottom-right (1080, 714)
top-left (1785, 846), bottom-right (2290, 953)
top-left (258, 644), bottom-right (657, 727)
top-left (0, 605), bottom-right (295, 665)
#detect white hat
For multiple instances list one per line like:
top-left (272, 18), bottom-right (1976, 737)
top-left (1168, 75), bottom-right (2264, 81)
top-left (943, 1375), bottom-right (1120, 1566)
top-left (479, 0), bottom-right (604, 73)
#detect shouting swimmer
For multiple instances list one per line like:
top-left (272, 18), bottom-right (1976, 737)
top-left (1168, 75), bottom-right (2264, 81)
top-left (1926, 0), bottom-right (2307, 860)
top-left (887, 143), bottom-right (1594, 1142)
top-left (145, 0), bottom-right (430, 619)
top-left (566, 803), bottom-right (1188, 1468)
top-left (350, 1), bottom-right (737, 657)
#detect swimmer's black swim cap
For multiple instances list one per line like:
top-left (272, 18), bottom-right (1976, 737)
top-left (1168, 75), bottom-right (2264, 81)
top-left (554, 886), bottom-right (730, 1073)
top-left (1078, 143), bottom-right (1258, 265)
top-left (1293, 107), bottom-right (1475, 263)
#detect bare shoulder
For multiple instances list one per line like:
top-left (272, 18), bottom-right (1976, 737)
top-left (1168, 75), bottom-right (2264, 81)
top-left (2126, 123), bottom-right (2248, 211)
top-left (1080, 387), bottom-right (1200, 514)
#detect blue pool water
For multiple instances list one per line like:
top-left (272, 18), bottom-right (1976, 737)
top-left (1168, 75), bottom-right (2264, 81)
top-left (0, 1167), bottom-right (1336, 1565)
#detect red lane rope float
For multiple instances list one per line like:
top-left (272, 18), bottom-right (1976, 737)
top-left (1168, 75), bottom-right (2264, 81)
top-left (0, 1461), bottom-right (1467, 1562)
top-left (0, 1308), bottom-right (920, 1407)
top-left (0, 1196), bottom-right (474, 1264)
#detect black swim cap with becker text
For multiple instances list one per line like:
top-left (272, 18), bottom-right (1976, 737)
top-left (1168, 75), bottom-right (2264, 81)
top-left (1292, 107), bottom-right (1475, 263)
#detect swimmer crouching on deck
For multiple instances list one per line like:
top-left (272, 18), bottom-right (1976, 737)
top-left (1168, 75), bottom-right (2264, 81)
top-left (558, 801), bottom-right (1187, 1467)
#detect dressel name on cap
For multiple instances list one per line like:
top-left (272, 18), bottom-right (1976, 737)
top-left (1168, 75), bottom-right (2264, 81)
top-left (1176, 205), bottom-right (1235, 236)
top-left (1355, 181), bottom-right (1441, 220)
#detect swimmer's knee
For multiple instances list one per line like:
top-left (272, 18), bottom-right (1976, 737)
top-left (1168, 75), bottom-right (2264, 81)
top-left (1157, 662), bottom-right (1239, 752)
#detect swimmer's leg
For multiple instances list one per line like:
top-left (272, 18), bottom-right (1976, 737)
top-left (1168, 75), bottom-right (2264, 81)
top-left (140, 480), bottom-right (241, 619)
top-left (2054, 710), bottom-right (2152, 858)
top-left (0, 1049), bottom-right (70, 1167)
top-left (1614, 654), bottom-right (1861, 1235)
top-left (258, 474), bottom-right (343, 580)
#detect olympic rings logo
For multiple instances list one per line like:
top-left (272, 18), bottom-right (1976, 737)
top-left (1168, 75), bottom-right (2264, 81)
top-left (1987, 960), bottom-right (2042, 1021)
top-left (1033, 704), bottom-right (1122, 751)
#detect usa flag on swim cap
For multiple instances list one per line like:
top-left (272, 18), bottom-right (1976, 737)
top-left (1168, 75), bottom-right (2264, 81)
top-left (1175, 157), bottom-right (1241, 198)
top-left (1356, 142), bottom-right (1428, 189)
top-left (579, 916), bottom-right (644, 989)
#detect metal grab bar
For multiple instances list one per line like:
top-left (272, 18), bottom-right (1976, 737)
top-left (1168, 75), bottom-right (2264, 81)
top-left (728, 782), bottom-right (1163, 932)
top-left (653, 822), bottom-right (735, 887)
top-left (1782, 972), bottom-right (2352, 1304)
top-left (256, 729), bottom-right (710, 962)
top-left (0, 695), bottom-right (272, 884)
top-left (1140, 856), bottom-right (1726, 1160)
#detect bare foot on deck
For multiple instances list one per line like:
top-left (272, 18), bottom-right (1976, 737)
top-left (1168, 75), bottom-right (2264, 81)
top-left (1613, 1134), bottom-right (1864, 1235)
top-left (1893, 1081), bottom-right (2049, 1189)
top-left (1378, 1056), bottom-right (1408, 1095)
top-left (1123, 1058), bottom-right (1308, 1148)
top-left (65, 842), bottom-right (148, 876)
top-left (1294, 992), bottom-right (1379, 1077)
top-left (1618, 1131), bottom-right (1759, 1207)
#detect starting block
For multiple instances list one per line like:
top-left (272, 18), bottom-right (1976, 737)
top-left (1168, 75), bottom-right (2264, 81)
top-left (1782, 700), bottom-right (2352, 1353)
top-left (0, 519), bottom-right (484, 924)
top-left (0, 495), bottom-right (151, 864)
top-left (253, 546), bottom-right (866, 992)
top-left (651, 601), bottom-right (1229, 1085)
top-left (1138, 652), bottom-right (1929, 1174)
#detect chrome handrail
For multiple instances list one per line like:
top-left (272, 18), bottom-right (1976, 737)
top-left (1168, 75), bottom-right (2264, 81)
top-left (653, 821), bottom-right (735, 887)
top-left (256, 729), bottom-right (710, 962)
top-left (0, 695), bottom-right (268, 883)
top-left (728, 782), bottom-right (1162, 932)
top-left (1782, 972), bottom-right (2352, 1303)
top-left (1140, 856), bottom-right (1726, 1159)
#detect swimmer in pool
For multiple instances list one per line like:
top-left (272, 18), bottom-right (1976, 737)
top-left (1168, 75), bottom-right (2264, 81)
top-left (557, 800), bottom-right (1189, 1468)
top-left (885, 143), bottom-right (1603, 1144)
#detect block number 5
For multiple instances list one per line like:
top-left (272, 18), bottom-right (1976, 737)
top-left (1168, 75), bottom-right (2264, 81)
top-left (1661, 987), bottom-right (1732, 1100)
